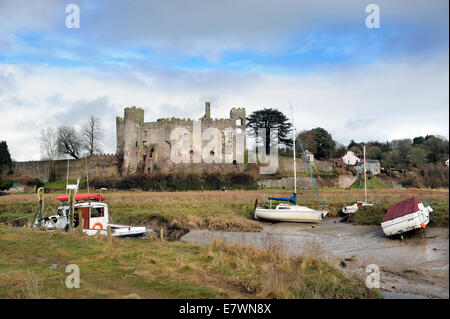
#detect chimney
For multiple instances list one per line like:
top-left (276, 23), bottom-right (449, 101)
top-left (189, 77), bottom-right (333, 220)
top-left (204, 101), bottom-right (211, 119)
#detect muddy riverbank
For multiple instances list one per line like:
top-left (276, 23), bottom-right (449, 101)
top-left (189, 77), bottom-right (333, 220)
top-left (181, 217), bottom-right (449, 299)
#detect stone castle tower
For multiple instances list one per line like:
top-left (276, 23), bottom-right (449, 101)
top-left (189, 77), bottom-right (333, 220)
top-left (116, 102), bottom-right (246, 175)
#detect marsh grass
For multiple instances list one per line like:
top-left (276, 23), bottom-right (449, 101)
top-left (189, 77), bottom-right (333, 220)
top-left (206, 234), bottom-right (381, 299)
top-left (1, 189), bottom-right (447, 229)
top-left (0, 225), bottom-right (381, 299)
top-left (20, 271), bottom-right (44, 299)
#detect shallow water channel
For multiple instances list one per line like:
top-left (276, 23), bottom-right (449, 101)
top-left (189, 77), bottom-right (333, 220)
top-left (181, 217), bottom-right (449, 299)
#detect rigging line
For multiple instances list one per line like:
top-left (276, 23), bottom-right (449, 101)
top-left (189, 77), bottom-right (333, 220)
top-left (0, 213), bottom-right (36, 224)
top-left (296, 134), bottom-right (323, 206)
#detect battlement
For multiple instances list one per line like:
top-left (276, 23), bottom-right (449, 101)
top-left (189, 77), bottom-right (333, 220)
top-left (90, 153), bottom-right (117, 158)
top-left (124, 106), bottom-right (144, 124)
top-left (230, 107), bottom-right (246, 120)
top-left (116, 102), bottom-right (246, 175)
top-left (156, 117), bottom-right (194, 123)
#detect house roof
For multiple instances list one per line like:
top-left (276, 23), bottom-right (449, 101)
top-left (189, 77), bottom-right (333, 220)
top-left (343, 151), bottom-right (358, 157)
top-left (357, 159), bottom-right (380, 165)
top-left (382, 197), bottom-right (420, 222)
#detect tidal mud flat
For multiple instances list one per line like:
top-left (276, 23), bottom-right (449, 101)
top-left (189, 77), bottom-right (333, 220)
top-left (181, 217), bottom-right (449, 299)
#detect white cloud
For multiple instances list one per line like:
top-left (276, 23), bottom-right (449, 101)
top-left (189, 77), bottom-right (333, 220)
top-left (1, 52), bottom-right (447, 161)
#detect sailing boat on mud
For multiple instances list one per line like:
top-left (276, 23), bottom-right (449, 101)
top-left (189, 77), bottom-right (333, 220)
top-left (254, 106), bottom-right (328, 223)
top-left (341, 145), bottom-right (374, 214)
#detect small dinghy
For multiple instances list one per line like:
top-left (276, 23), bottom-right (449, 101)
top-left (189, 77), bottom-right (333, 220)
top-left (342, 146), bottom-right (375, 215)
top-left (342, 201), bottom-right (373, 215)
top-left (381, 197), bottom-right (434, 238)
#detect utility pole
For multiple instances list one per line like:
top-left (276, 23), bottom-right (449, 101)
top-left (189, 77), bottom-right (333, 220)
top-left (364, 145), bottom-right (367, 203)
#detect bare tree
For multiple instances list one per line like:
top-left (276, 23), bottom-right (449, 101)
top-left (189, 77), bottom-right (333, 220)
top-left (39, 127), bottom-right (58, 160)
top-left (81, 116), bottom-right (103, 156)
top-left (56, 126), bottom-right (81, 159)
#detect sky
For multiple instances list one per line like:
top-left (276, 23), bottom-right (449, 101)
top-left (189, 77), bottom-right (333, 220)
top-left (0, 0), bottom-right (448, 161)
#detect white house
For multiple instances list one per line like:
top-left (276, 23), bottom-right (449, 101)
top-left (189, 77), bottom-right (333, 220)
top-left (355, 159), bottom-right (381, 175)
top-left (304, 150), bottom-right (314, 162)
top-left (342, 151), bottom-right (360, 165)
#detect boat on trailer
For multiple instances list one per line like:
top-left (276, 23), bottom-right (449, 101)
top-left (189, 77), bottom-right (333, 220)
top-left (35, 184), bottom-right (147, 238)
top-left (381, 197), bottom-right (434, 238)
top-left (254, 106), bottom-right (328, 223)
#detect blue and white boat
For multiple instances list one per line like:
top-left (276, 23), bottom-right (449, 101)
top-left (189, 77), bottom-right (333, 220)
top-left (254, 106), bottom-right (328, 223)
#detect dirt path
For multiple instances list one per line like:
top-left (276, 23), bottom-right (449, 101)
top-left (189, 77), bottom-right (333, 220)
top-left (181, 218), bottom-right (449, 299)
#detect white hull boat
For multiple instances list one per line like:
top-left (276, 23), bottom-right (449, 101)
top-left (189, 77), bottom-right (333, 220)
top-left (35, 186), bottom-right (148, 238)
top-left (255, 203), bottom-right (327, 223)
top-left (341, 146), bottom-right (376, 215)
top-left (342, 201), bottom-right (373, 215)
top-left (253, 106), bottom-right (327, 223)
top-left (381, 197), bottom-right (433, 237)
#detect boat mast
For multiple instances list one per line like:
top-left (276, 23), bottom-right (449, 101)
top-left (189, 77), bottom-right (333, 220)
top-left (364, 145), bottom-right (367, 203)
top-left (290, 105), bottom-right (297, 195)
top-left (85, 157), bottom-right (90, 193)
top-left (66, 159), bottom-right (69, 194)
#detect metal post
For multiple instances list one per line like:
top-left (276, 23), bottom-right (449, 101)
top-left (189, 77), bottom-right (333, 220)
top-left (364, 146), bottom-right (367, 203)
top-left (290, 106), bottom-right (297, 195)
top-left (66, 159), bottom-right (69, 194)
top-left (85, 157), bottom-right (90, 193)
top-left (34, 187), bottom-right (45, 226)
top-left (68, 189), bottom-right (75, 231)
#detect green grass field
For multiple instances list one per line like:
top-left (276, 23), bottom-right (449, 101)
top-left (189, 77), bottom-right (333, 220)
top-left (348, 176), bottom-right (391, 190)
top-left (0, 226), bottom-right (380, 299)
top-left (0, 188), bottom-right (447, 299)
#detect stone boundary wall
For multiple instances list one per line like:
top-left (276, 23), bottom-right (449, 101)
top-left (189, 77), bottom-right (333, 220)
top-left (13, 154), bottom-right (119, 183)
top-left (12, 155), bottom-right (334, 183)
top-left (277, 157), bottom-right (333, 174)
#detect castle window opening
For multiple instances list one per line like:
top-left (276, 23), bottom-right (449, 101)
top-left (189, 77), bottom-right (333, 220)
top-left (236, 118), bottom-right (243, 126)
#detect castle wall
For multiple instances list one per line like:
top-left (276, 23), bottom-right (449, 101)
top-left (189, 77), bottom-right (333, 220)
top-left (116, 102), bottom-right (246, 175)
top-left (13, 154), bottom-right (119, 183)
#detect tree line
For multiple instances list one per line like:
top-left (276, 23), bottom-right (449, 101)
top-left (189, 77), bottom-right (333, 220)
top-left (40, 115), bottom-right (104, 160)
top-left (246, 108), bottom-right (448, 169)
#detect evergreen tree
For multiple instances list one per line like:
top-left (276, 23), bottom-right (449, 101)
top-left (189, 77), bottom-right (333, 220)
top-left (309, 128), bottom-right (336, 160)
top-left (246, 108), bottom-right (292, 155)
top-left (0, 141), bottom-right (12, 174)
top-left (0, 141), bottom-right (13, 190)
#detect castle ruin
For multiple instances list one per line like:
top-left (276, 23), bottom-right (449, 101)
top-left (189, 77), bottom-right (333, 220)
top-left (116, 102), bottom-right (246, 175)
